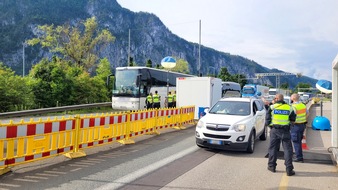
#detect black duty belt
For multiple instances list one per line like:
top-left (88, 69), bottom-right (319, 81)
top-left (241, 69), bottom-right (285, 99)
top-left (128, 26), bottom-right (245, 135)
top-left (294, 122), bottom-right (307, 125)
top-left (272, 125), bottom-right (289, 129)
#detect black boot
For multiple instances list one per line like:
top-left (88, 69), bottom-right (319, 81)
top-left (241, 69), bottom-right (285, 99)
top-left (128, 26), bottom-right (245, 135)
top-left (286, 169), bottom-right (295, 176)
top-left (267, 166), bottom-right (276, 173)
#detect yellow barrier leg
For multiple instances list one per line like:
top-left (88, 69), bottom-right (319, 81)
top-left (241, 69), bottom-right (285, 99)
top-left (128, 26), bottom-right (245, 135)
top-left (64, 115), bottom-right (86, 159)
top-left (0, 167), bottom-right (11, 175)
top-left (118, 112), bottom-right (135, 144)
top-left (146, 110), bottom-right (160, 135)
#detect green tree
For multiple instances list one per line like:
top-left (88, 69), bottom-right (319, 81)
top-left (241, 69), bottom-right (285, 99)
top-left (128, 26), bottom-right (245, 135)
top-left (128, 57), bottom-right (134, 66)
top-left (0, 63), bottom-right (34, 112)
top-left (233, 74), bottom-right (247, 88)
top-left (94, 58), bottom-right (112, 99)
top-left (280, 82), bottom-right (289, 89)
top-left (168, 58), bottom-right (190, 74)
top-left (96, 58), bottom-right (112, 82)
top-left (294, 82), bottom-right (312, 93)
top-left (218, 67), bottom-right (233, 81)
top-left (29, 58), bottom-right (74, 107)
top-left (27, 17), bottom-right (115, 70)
top-left (146, 59), bottom-right (152, 68)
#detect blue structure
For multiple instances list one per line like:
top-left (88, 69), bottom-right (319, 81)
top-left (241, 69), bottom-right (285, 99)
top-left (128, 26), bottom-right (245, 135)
top-left (312, 116), bottom-right (331, 131)
top-left (198, 107), bottom-right (208, 119)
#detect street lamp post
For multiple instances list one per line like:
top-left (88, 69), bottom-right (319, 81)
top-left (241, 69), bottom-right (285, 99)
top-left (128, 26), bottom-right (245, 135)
top-left (161, 56), bottom-right (176, 107)
top-left (22, 41), bottom-right (27, 77)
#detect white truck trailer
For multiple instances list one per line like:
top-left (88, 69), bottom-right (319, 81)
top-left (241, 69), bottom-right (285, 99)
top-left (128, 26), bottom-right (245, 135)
top-left (176, 77), bottom-right (222, 119)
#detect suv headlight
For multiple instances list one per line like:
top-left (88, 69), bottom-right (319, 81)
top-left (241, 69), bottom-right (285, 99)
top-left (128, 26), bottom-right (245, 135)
top-left (233, 124), bottom-right (246, 132)
top-left (196, 120), bottom-right (204, 128)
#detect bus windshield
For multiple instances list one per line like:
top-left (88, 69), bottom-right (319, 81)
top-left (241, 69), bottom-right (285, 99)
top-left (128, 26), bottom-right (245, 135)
top-left (113, 69), bottom-right (140, 97)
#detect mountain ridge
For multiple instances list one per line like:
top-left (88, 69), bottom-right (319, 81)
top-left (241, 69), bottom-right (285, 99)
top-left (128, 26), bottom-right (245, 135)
top-left (0, 0), bottom-right (317, 88)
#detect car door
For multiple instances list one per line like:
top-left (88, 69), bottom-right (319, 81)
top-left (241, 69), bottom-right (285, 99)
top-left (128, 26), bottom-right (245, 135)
top-left (253, 100), bottom-right (264, 133)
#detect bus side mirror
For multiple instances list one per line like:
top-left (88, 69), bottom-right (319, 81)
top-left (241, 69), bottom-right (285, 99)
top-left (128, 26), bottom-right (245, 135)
top-left (257, 92), bottom-right (262, 96)
top-left (136, 74), bottom-right (142, 86)
top-left (106, 74), bottom-right (114, 87)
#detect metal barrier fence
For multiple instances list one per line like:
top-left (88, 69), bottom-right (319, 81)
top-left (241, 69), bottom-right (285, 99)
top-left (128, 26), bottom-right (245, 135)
top-left (0, 106), bottom-right (195, 175)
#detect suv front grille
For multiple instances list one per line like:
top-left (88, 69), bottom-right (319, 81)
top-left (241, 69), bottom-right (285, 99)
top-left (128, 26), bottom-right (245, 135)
top-left (203, 133), bottom-right (231, 139)
top-left (206, 124), bottom-right (230, 131)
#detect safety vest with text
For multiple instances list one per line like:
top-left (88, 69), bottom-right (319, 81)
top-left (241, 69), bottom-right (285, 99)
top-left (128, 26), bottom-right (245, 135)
top-left (292, 102), bottom-right (307, 123)
top-left (270, 103), bottom-right (292, 125)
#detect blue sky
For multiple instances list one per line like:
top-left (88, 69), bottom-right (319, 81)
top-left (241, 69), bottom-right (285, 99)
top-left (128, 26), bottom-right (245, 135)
top-left (117, 0), bottom-right (338, 81)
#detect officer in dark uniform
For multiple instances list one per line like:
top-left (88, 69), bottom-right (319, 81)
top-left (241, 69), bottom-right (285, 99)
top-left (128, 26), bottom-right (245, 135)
top-left (153, 91), bottom-right (161, 109)
top-left (167, 91), bottom-right (174, 108)
top-left (173, 91), bottom-right (177, 107)
top-left (266, 94), bottom-right (296, 176)
top-left (146, 92), bottom-right (153, 109)
top-left (290, 93), bottom-right (307, 163)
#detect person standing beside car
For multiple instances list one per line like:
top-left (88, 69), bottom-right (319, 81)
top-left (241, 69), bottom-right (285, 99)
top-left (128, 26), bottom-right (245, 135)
top-left (266, 94), bottom-right (296, 176)
top-left (290, 93), bottom-right (307, 163)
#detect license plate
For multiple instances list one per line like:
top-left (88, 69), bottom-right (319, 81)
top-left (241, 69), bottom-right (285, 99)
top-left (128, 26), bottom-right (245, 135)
top-left (208, 139), bottom-right (222, 145)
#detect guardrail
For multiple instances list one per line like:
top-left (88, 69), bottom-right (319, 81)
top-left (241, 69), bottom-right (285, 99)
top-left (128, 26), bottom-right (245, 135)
top-left (0, 102), bottom-right (112, 118)
top-left (0, 106), bottom-right (195, 175)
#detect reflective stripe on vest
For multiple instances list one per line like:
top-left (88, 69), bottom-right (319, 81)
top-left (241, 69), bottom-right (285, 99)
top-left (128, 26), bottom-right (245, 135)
top-left (292, 103), bottom-right (307, 123)
top-left (271, 103), bottom-right (291, 125)
top-left (167, 95), bottom-right (173, 103)
top-left (147, 95), bottom-right (153, 103)
top-left (153, 94), bottom-right (160, 103)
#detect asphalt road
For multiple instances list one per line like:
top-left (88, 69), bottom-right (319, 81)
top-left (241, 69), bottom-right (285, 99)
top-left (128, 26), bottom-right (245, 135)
top-left (0, 126), bottom-right (338, 190)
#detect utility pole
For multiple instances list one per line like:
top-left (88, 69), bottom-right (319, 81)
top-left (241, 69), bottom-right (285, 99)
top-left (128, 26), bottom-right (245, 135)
top-left (128, 29), bottom-right (131, 66)
top-left (22, 41), bottom-right (27, 77)
top-left (198, 20), bottom-right (201, 76)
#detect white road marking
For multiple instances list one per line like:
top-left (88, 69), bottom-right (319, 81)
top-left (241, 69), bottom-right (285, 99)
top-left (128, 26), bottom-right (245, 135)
top-left (94, 146), bottom-right (198, 190)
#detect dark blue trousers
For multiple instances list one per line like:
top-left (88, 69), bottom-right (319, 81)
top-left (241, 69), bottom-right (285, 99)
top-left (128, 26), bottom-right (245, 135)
top-left (291, 123), bottom-right (306, 160)
top-left (268, 127), bottom-right (294, 170)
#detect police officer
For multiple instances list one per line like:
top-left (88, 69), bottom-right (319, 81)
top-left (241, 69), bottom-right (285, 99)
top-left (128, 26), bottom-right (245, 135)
top-left (153, 91), bottom-right (161, 109)
top-left (173, 91), bottom-right (177, 107)
top-left (290, 93), bottom-right (307, 163)
top-left (267, 94), bottom-right (296, 176)
top-left (167, 91), bottom-right (174, 108)
top-left (146, 92), bottom-right (153, 109)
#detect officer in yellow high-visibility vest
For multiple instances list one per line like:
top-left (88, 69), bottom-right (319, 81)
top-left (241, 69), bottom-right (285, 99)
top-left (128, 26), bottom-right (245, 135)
top-left (146, 92), bottom-right (153, 109)
top-left (173, 91), bottom-right (177, 107)
top-left (290, 93), bottom-right (307, 163)
top-left (266, 94), bottom-right (296, 176)
top-left (167, 91), bottom-right (174, 108)
top-left (153, 91), bottom-right (161, 109)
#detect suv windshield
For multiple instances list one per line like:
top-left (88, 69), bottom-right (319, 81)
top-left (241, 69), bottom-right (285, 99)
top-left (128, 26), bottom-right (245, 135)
top-left (209, 101), bottom-right (250, 116)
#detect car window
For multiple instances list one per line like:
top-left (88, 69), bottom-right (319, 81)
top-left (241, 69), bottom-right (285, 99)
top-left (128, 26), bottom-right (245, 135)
top-left (254, 100), bottom-right (264, 111)
top-left (253, 101), bottom-right (258, 115)
top-left (209, 101), bottom-right (250, 116)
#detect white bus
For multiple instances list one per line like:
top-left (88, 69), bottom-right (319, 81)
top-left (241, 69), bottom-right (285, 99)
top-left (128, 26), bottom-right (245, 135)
top-left (110, 67), bottom-right (194, 110)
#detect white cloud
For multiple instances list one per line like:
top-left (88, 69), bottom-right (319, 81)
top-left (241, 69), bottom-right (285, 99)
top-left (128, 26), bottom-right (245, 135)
top-left (117, 0), bottom-right (338, 81)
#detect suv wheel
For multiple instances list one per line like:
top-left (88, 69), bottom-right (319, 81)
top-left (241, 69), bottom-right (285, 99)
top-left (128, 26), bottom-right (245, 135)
top-left (259, 126), bottom-right (267, 141)
top-left (246, 131), bottom-right (255, 153)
